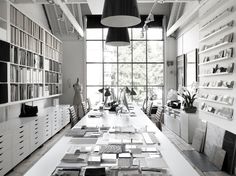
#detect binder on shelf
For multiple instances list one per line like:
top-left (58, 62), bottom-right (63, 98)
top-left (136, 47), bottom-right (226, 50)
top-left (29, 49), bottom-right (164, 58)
top-left (0, 62), bottom-right (7, 82)
top-left (0, 40), bottom-right (10, 62)
top-left (0, 84), bottom-right (8, 104)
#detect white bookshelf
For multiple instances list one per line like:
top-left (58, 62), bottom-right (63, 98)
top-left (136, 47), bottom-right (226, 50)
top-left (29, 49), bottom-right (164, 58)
top-left (0, 2), bottom-right (63, 107)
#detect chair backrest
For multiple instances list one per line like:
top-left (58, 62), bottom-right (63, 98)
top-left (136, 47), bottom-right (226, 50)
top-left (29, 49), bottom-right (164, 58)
top-left (142, 98), bottom-right (148, 113)
top-left (69, 106), bottom-right (79, 128)
top-left (146, 100), bottom-right (153, 116)
top-left (87, 98), bottom-right (92, 111)
top-left (81, 101), bottom-right (89, 116)
top-left (152, 106), bottom-right (164, 130)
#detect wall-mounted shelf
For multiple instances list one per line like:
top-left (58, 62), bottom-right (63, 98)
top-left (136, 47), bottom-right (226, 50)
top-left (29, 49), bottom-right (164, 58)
top-left (200, 110), bottom-right (233, 121)
top-left (199, 42), bottom-right (231, 54)
top-left (198, 97), bottom-right (233, 106)
top-left (199, 86), bottom-right (233, 90)
top-left (198, 72), bottom-right (233, 77)
top-left (198, 56), bottom-right (233, 66)
top-left (200, 25), bottom-right (232, 42)
top-left (199, 7), bottom-right (233, 31)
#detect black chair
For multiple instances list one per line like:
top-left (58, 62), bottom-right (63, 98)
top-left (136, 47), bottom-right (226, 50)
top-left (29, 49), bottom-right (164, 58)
top-left (150, 106), bottom-right (164, 131)
top-left (69, 106), bottom-right (79, 128)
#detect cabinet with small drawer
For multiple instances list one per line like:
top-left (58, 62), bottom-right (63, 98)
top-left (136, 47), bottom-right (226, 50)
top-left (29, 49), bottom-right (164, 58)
top-left (30, 117), bottom-right (44, 152)
top-left (0, 149), bottom-right (12, 176)
top-left (0, 105), bottom-right (70, 176)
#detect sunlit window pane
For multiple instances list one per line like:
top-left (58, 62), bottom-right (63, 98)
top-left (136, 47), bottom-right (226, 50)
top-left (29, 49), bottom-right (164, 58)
top-left (87, 87), bottom-right (103, 106)
top-left (119, 64), bottom-right (131, 86)
top-left (87, 64), bottom-right (103, 85)
top-left (104, 42), bottom-right (117, 62)
top-left (118, 45), bottom-right (131, 62)
top-left (133, 64), bottom-right (146, 85)
top-left (147, 28), bottom-right (163, 40)
top-left (104, 64), bottom-right (117, 86)
top-left (148, 87), bottom-right (163, 106)
top-left (87, 28), bottom-right (103, 40)
top-left (148, 64), bottom-right (164, 85)
top-left (133, 41), bottom-right (146, 62)
top-left (132, 28), bottom-right (146, 40)
top-left (147, 41), bottom-right (163, 62)
top-left (132, 87), bottom-right (146, 106)
top-left (87, 41), bottom-right (103, 62)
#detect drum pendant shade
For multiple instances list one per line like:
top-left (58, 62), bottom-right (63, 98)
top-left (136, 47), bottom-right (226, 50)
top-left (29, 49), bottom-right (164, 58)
top-left (101, 0), bottom-right (141, 27)
top-left (106, 27), bottom-right (130, 46)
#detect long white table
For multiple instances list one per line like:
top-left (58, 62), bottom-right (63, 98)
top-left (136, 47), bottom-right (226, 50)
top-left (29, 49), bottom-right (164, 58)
top-left (24, 106), bottom-right (200, 176)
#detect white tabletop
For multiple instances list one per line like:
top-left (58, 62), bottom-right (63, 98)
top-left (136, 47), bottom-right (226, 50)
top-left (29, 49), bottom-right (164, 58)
top-left (24, 106), bottom-right (200, 176)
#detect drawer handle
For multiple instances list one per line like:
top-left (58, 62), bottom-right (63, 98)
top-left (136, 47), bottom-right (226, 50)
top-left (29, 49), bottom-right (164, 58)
top-left (19, 126), bottom-right (24, 129)
top-left (35, 119), bottom-right (38, 121)
top-left (0, 141), bottom-right (2, 144)
top-left (35, 131), bottom-right (38, 134)
top-left (35, 127), bottom-right (38, 130)
top-left (0, 153), bottom-right (2, 156)
top-left (35, 137), bottom-right (38, 139)
top-left (35, 142), bottom-right (38, 145)
top-left (19, 140), bottom-right (24, 144)
top-left (0, 147), bottom-right (2, 150)
top-left (46, 121), bottom-right (49, 124)
top-left (19, 152), bottom-right (24, 156)
top-left (19, 146), bottom-right (24, 150)
top-left (35, 123), bottom-right (38, 126)
top-left (0, 135), bottom-right (3, 138)
top-left (20, 130), bottom-right (24, 134)
top-left (0, 160), bottom-right (2, 164)
top-left (19, 135), bottom-right (24, 139)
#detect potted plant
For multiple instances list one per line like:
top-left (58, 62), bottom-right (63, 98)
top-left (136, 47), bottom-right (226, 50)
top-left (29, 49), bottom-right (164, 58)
top-left (178, 86), bottom-right (197, 113)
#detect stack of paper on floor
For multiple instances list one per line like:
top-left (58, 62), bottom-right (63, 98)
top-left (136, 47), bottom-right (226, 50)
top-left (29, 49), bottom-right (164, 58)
top-left (209, 145), bottom-right (226, 170)
top-left (192, 128), bottom-right (206, 152)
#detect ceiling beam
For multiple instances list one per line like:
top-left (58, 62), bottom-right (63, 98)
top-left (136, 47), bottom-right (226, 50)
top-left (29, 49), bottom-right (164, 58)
top-left (54, 0), bottom-right (84, 37)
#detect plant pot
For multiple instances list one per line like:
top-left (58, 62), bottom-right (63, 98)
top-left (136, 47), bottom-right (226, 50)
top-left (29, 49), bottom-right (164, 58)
top-left (184, 106), bottom-right (197, 113)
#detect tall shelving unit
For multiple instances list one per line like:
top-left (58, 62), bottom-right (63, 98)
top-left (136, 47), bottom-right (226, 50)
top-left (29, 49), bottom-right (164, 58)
top-left (0, 2), bottom-right (63, 107)
top-left (198, 0), bottom-right (236, 132)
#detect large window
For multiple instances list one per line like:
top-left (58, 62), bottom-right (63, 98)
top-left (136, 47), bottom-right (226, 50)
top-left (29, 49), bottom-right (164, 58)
top-left (86, 27), bottom-right (164, 106)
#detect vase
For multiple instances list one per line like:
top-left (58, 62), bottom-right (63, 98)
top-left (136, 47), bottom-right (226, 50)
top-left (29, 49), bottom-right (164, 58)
top-left (184, 106), bottom-right (197, 113)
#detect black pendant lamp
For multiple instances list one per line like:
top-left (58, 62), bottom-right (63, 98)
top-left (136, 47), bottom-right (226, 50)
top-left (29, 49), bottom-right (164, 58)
top-left (101, 0), bottom-right (141, 27)
top-left (106, 27), bottom-right (130, 46)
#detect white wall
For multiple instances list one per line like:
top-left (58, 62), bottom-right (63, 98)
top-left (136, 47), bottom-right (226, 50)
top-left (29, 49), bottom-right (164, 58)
top-left (60, 40), bottom-right (86, 105)
top-left (165, 37), bottom-right (177, 100)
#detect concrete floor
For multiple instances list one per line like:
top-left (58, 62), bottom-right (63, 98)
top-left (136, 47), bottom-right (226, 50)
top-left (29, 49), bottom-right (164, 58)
top-left (5, 125), bottom-right (70, 176)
